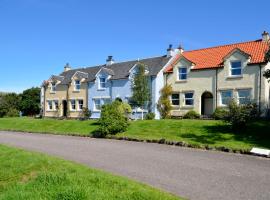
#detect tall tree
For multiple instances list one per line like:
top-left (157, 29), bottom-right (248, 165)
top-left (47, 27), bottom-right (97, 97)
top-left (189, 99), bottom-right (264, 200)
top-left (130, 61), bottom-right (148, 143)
top-left (131, 62), bottom-right (150, 119)
top-left (19, 87), bottom-right (41, 116)
top-left (263, 47), bottom-right (270, 81)
top-left (157, 84), bottom-right (173, 119)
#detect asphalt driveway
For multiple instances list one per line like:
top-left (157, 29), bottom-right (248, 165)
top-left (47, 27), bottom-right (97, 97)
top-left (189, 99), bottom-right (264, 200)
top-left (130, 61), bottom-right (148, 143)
top-left (0, 131), bottom-right (269, 200)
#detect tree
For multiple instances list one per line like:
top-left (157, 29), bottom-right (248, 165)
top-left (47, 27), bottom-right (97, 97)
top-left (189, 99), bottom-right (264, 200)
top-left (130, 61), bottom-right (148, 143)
top-left (0, 93), bottom-right (20, 117)
top-left (131, 62), bottom-right (150, 119)
top-left (19, 87), bottom-right (41, 116)
top-left (157, 84), bottom-right (173, 119)
top-left (263, 47), bottom-right (270, 81)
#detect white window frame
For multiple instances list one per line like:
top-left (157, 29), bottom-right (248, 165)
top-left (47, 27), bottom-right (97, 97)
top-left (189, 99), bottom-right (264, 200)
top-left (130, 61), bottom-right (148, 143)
top-left (184, 92), bottom-right (194, 106)
top-left (54, 100), bottom-right (59, 111)
top-left (220, 90), bottom-right (233, 106)
top-left (99, 77), bottom-right (106, 89)
top-left (47, 100), bottom-right (53, 111)
top-left (78, 99), bottom-right (84, 111)
top-left (230, 61), bottom-right (242, 76)
top-left (178, 67), bottom-right (187, 80)
top-left (70, 99), bottom-right (76, 111)
top-left (51, 82), bottom-right (56, 93)
top-left (94, 99), bottom-right (101, 111)
top-left (171, 93), bottom-right (180, 106)
top-left (74, 80), bottom-right (81, 91)
top-left (237, 89), bottom-right (251, 105)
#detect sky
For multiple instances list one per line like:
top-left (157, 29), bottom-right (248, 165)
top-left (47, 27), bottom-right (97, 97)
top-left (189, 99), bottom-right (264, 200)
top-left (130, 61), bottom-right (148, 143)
top-left (0, 0), bottom-right (269, 93)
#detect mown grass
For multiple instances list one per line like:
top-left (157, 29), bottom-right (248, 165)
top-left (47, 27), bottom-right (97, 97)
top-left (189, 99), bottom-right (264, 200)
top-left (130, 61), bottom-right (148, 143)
top-left (0, 117), bottom-right (269, 151)
top-left (0, 144), bottom-right (180, 200)
top-left (0, 117), bottom-right (96, 136)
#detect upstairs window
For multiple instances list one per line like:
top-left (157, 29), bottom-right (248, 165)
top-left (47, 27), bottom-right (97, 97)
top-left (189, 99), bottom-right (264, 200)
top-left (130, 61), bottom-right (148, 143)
top-left (75, 80), bottom-right (81, 91)
top-left (99, 77), bottom-right (106, 89)
top-left (220, 90), bottom-right (232, 105)
top-left (171, 94), bottom-right (180, 105)
top-left (78, 99), bottom-right (84, 110)
top-left (70, 99), bottom-right (76, 111)
top-left (51, 82), bottom-right (56, 92)
top-left (184, 92), bottom-right (194, 106)
top-left (238, 89), bottom-right (251, 104)
top-left (230, 61), bottom-right (242, 76)
top-left (178, 67), bottom-right (187, 80)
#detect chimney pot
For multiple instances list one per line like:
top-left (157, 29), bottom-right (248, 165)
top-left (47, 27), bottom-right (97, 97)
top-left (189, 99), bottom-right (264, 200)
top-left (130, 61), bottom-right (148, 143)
top-left (106, 56), bottom-right (114, 65)
top-left (167, 44), bottom-right (174, 57)
top-left (262, 31), bottom-right (269, 42)
top-left (64, 63), bottom-right (71, 72)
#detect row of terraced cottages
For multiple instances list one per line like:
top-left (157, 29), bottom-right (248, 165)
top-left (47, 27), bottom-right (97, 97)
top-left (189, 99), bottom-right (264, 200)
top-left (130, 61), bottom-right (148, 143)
top-left (41, 31), bottom-right (270, 119)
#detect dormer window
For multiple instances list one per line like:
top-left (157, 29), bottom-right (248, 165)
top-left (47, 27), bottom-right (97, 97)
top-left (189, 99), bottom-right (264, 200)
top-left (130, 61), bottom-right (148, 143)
top-left (178, 67), bottom-right (187, 80)
top-left (51, 82), bottom-right (56, 92)
top-left (74, 80), bottom-right (81, 91)
top-left (99, 77), bottom-right (106, 89)
top-left (230, 61), bottom-right (242, 76)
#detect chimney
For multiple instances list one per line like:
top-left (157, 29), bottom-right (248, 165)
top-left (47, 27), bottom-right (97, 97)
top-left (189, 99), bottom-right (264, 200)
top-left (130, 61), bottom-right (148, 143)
top-left (64, 63), bottom-right (71, 72)
top-left (177, 44), bottom-right (184, 54)
top-left (106, 56), bottom-right (114, 66)
top-left (262, 31), bottom-right (269, 42)
top-left (167, 44), bottom-right (174, 57)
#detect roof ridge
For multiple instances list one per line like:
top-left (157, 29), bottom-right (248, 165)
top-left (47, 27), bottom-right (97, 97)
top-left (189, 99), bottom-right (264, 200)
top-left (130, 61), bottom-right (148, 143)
top-left (66, 55), bottom-right (167, 71)
top-left (184, 39), bottom-right (263, 53)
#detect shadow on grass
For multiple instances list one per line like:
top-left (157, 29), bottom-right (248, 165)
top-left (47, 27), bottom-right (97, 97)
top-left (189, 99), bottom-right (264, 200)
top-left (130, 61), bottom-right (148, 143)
top-left (181, 120), bottom-right (270, 148)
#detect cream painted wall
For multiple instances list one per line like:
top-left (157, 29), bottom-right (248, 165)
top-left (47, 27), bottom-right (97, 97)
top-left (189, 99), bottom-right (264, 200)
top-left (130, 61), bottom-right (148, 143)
top-left (167, 58), bottom-right (217, 116)
top-left (44, 80), bottom-right (88, 118)
top-left (167, 51), bottom-right (270, 116)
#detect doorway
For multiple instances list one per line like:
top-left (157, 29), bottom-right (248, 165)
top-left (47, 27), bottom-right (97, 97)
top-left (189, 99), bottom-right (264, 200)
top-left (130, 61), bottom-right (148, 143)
top-left (201, 92), bottom-right (214, 116)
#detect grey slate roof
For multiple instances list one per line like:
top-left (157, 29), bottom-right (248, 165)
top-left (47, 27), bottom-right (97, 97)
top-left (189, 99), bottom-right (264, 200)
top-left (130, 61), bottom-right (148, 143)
top-left (54, 55), bottom-right (171, 84)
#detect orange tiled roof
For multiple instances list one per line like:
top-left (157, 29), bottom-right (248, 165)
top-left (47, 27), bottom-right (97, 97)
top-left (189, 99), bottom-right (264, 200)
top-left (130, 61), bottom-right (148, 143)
top-left (165, 39), bottom-right (269, 72)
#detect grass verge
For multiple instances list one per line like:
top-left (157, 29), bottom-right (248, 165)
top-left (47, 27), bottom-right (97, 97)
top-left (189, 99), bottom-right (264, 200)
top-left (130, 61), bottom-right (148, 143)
top-left (0, 144), bottom-right (180, 200)
top-left (0, 117), bottom-right (269, 151)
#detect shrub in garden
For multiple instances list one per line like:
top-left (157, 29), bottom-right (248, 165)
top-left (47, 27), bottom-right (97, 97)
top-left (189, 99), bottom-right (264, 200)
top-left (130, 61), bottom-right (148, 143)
top-left (6, 108), bottom-right (19, 117)
top-left (157, 84), bottom-right (173, 119)
top-left (183, 110), bottom-right (200, 119)
top-left (79, 107), bottom-right (92, 120)
top-left (145, 112), bottom-right (155, 120)
top-left (212, 108), bottom-right (229, 120)
top-left (226, 100), bottom-right (258, 129)
top-left (93, 101), bottom-right (129, 137)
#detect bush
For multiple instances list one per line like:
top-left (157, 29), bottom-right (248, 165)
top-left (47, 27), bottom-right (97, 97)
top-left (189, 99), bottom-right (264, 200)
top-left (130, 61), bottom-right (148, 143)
top-left (145, 112), bottom-right (155, 120)
top-left (6, 108), bottom-right (19, 117)
top-left (94, 101), bottom-right (129, 137)
top-left (157, 84), bottom-right (173, 119)
top-left (212, 108), bottom-right (229, 120)
top-left (183, 110), bottom-right (200, 119)
top-left (79, 107), bottom-right (92, 120)
top-left (226, 100), bottom-right (258, 129)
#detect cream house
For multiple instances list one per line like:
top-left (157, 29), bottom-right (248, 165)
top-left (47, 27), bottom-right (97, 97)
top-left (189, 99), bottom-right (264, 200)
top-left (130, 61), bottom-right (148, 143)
top-left (165, 31), bottom-right (270, 117)
top-left (41, 63), bottom-right (94, 118)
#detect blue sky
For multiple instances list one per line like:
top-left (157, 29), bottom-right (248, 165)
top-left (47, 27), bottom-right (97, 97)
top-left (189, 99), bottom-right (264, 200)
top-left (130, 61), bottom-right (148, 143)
top-left (0, 0), bottom-right (269, 93)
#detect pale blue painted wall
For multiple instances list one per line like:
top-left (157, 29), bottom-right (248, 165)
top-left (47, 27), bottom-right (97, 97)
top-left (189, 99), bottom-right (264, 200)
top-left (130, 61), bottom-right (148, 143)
top-left (88, 68), bottom-right (162, 119)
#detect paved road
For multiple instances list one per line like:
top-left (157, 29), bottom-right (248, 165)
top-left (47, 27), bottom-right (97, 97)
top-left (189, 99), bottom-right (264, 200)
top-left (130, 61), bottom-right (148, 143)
top-left (0, 131), bottom-right (269, 200)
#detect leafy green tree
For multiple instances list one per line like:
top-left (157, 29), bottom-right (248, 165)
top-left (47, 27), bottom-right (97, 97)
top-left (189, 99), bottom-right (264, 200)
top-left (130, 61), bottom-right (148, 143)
top-left (131, 62), bottom-right (150, 119)
top-left (263, 47), bottom-right (270, 81)
top-left (157, 84), bottom-right (173, 119)
top-left (19, 87), bottom-right (41, 116)
top-left (0, 93), bottom-right (21, 117)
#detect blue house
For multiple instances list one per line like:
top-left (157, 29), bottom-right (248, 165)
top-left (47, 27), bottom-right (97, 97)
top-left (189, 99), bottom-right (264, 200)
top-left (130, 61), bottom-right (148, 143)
top-left (88, 52), bottom-right (176, 119)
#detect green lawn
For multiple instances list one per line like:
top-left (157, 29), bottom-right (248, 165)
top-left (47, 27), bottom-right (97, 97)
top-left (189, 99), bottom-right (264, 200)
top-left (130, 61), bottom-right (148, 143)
top-left (0, 117), bottom-right (269, 151)
top-left (0, 144), bottom-right (180, 200)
